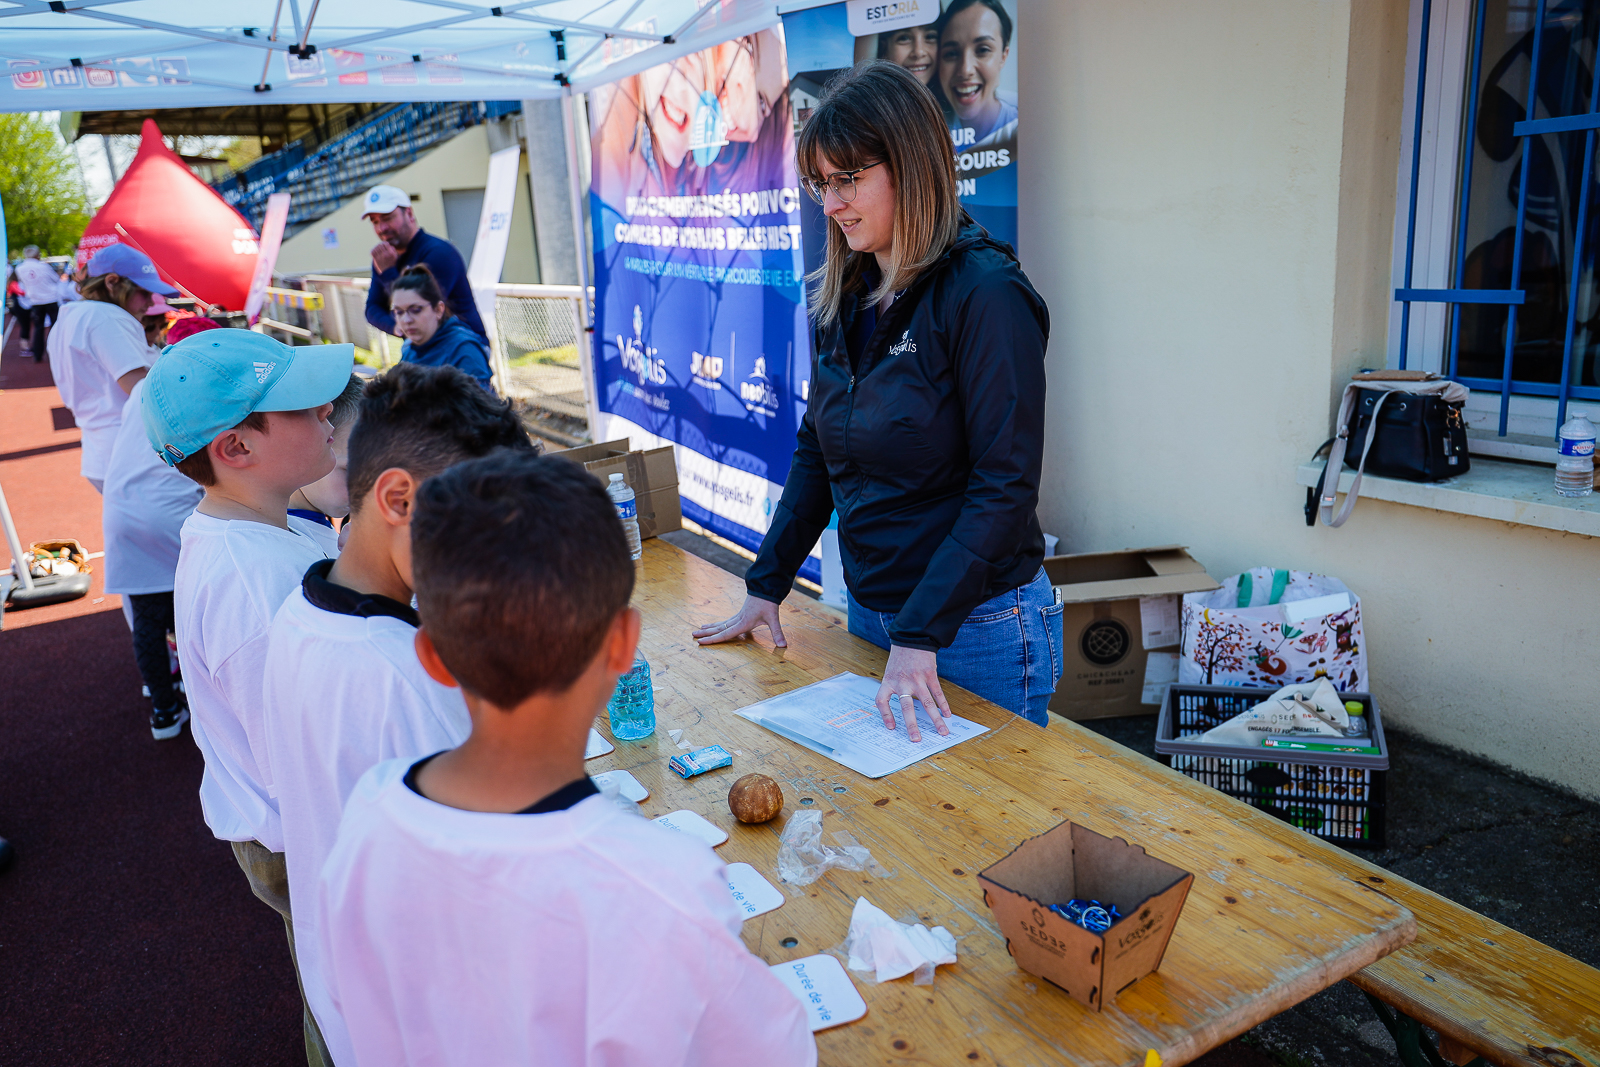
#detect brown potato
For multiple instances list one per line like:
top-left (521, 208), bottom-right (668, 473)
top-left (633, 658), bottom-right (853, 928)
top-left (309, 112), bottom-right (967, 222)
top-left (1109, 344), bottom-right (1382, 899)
top-left (727, 773), bottom-right (784, 824)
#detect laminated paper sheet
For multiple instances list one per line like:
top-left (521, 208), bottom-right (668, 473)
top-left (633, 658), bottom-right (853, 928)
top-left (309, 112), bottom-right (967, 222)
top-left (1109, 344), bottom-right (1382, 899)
top-left (735, 672), bottom-right (988, 779)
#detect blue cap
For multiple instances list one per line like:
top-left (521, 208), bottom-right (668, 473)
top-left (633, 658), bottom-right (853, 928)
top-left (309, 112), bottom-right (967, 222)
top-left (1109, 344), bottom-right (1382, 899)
top-left (141, 329), bottom-right (355, 467)
top-left (86, 244), bottom-right (179, 296)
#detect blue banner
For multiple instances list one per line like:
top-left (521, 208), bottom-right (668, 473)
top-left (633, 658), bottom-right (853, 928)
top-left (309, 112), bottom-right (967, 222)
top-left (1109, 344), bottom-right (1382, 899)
top-left (589, 30), bottom-right (820, 581)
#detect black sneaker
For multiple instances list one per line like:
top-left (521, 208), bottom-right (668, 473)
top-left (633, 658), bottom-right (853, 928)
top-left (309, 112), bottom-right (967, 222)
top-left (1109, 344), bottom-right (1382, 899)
top-left (151, 701), bottom-right (189, 741)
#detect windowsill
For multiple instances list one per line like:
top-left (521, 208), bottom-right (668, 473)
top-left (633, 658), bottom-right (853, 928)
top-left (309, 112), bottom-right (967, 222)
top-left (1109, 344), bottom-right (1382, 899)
top-left (1294, 457), bottom-right (1600, 537)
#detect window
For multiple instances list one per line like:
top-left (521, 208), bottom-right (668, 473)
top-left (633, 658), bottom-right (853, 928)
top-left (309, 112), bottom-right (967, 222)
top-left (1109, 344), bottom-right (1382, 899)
top-left (1394, 0), bottom-right (1600, 440)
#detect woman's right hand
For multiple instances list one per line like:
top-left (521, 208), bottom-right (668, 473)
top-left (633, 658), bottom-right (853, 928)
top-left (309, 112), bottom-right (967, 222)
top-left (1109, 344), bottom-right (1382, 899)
top-left (692, 595), bottom-right (787, 648)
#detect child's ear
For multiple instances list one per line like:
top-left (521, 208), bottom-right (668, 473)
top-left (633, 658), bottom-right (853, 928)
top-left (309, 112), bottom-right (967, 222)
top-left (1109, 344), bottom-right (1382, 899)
top-left (373, 467), bottom-right (416, 526)
top-left (211, 429), bottom-right (253, 470)
top-left (605, 607), bottom-right (642, 675)
top-left (414, 627), bottom-right (460, 688)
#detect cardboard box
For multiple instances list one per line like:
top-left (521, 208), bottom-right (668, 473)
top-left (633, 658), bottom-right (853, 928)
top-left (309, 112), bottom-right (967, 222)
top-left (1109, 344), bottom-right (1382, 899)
top-left (978, 821), bottom-right (1193, 1011)
top-left (552, 439), bottom-right (683, 539)
top-left (1044, 545), bottom-right (1219, 720)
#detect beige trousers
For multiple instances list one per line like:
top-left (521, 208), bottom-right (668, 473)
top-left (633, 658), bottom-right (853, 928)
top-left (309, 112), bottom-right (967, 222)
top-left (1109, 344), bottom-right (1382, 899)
top-left (231, 839), bottom-right (333, 1067)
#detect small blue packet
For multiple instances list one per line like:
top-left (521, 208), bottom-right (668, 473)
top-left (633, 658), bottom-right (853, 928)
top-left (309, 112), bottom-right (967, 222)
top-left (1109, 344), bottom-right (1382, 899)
top-left (669, 744), bottom-right (733, 779)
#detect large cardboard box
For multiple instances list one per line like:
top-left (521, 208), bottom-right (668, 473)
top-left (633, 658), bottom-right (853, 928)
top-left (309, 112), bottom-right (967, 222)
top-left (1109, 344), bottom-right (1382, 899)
top-left (552, 439), bottom-right (683, 539)
top-left (979, 821), bottom-right (1193, 1012)
top-left (1044, 545), bottom-right (1219, 720)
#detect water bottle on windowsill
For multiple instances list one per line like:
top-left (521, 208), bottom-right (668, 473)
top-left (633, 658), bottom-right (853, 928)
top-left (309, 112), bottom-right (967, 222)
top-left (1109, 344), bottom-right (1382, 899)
top-left (1555, 410), bottom-right (1596, 498)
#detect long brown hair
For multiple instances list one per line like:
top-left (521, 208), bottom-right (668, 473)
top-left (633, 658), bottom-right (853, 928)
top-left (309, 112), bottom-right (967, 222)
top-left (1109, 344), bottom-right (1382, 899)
top-left (79, 271), bottom-right (143, 313)
top-left (390, 263), bottom-right (452, 318)
top-left (796, 61), bottom-right (961, 328)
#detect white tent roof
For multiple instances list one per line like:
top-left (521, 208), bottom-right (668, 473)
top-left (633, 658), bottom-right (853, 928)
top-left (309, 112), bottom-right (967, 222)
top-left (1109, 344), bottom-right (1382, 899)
top-left (0, 0), bottom-right (779, 109)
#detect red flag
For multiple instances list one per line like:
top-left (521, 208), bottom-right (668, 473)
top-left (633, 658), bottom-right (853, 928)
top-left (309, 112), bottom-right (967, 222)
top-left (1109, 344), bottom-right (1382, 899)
top-left (77, 118), bottom-right (261, 311)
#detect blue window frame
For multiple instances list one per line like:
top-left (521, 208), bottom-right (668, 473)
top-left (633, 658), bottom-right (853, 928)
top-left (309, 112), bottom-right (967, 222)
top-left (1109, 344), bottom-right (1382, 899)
top-left (1398, 0), bottom-right (1600, 436)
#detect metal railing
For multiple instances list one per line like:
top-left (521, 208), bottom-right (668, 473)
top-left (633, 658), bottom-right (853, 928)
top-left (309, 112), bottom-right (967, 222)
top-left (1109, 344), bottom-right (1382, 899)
top-left (293, 274), bottom-right (595, 436)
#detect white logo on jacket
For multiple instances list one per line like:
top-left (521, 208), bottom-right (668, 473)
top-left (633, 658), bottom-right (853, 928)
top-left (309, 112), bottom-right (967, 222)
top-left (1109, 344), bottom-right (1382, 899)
top-left (887, 330), bottom-right (917, 357)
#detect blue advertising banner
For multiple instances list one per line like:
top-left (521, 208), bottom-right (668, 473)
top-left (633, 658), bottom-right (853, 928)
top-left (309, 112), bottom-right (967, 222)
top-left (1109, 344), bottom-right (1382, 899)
top-left (589, 28), bottom-right (821, 581)
top-left (782, 0), bottom-right (1019, 250)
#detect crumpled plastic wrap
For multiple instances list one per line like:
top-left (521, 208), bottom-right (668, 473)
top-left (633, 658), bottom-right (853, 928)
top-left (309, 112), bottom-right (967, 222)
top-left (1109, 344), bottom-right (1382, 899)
top-left (844, 896), bottom-right (957, 985)
top-left (776, 809), bottom-right (886, 885)
top-left (595, 774), bottom-right (642, 817)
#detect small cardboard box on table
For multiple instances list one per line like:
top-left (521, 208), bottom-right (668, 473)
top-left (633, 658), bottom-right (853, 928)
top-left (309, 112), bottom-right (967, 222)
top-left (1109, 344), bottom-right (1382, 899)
top-left (1044, 545), bottom-right (1219, 720)
top-left (551, 439), bottom-right (682, 539)
top-left (979, 822), bottom-right (1193, 1012)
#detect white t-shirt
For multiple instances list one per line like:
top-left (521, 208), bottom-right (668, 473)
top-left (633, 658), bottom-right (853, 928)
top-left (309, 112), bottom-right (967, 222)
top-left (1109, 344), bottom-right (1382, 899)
top-left (46, 300), bottom-right (152, 482)
top-left (101, 380), bottom-right (203, 595)
top-left (319, 761), bottom-right (817, 1067)
top-left (173, 511), bottom-right (339, 850)
top-left (14, 258), bottom-right (59, 305)
top-left (263, 583), bottom-right (470, 1066)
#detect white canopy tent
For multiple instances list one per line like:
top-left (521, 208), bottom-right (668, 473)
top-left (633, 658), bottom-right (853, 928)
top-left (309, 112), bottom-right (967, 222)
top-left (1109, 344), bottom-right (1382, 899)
top-left (0, 0), bottom-right (778, 107)
top-left (0, 0), bottom-right (785, 422)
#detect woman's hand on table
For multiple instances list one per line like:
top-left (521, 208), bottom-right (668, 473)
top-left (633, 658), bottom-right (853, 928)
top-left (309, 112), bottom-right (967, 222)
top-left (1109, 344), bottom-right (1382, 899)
top-left (692, 595), bottom-right (787, 648)
top-left (876, 645), bottom-right (951, 742)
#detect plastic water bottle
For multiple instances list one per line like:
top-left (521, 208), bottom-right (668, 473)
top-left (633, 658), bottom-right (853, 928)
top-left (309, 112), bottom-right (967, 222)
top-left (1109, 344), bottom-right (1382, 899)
top-left (607, 473), bottom-right (642, 560)
top-left (1555, 410), bottom-right (1596, 498)
top-left (607, 654), bottom-right (655, 740)
top-left (1343, 700), bottom-right (1368, 739)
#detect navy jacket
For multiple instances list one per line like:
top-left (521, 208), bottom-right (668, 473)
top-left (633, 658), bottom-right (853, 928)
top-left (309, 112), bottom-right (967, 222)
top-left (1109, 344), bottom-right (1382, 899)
top-left (400, 316), bottom-right (495, 391)
top-left (744, 220), bottom-right (1049, 651)
top-left (366, 229), bottom-right (488, 341)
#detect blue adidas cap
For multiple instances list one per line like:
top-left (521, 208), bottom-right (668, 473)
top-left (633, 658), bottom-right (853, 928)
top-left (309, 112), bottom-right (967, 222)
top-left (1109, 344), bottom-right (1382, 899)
top-left (142, 329), bottom-right (355, 467)
top-left (86, 244), bottom-right (179, 296)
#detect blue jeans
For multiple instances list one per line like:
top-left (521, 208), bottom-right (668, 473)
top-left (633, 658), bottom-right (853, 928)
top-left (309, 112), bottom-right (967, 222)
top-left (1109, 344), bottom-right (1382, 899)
top-left (847, 569), bottom-right (1065, 726)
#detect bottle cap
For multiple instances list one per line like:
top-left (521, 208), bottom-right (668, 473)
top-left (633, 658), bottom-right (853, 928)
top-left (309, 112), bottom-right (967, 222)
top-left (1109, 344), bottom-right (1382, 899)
top-left (609, 473), bottom-right (624, 483)
top-left (1344, 700), bottom-right (1365, 716)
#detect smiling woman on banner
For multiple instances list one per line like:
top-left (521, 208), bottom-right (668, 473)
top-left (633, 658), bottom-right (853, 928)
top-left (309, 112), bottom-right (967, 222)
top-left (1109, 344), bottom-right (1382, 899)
top-left (693, 62), bottom-right (1060, 734)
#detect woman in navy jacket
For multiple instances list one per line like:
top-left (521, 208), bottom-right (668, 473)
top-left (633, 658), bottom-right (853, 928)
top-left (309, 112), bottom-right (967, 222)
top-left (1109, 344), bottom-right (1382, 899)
top-left (694, 62), bottom-right (1060, 732)
top-left (389, 265), bottom-right (495, 392)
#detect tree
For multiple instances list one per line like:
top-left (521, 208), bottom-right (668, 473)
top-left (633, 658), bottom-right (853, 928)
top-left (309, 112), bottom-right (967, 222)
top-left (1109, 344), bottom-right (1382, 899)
top-left (0, 114), bottom-right (91, 256)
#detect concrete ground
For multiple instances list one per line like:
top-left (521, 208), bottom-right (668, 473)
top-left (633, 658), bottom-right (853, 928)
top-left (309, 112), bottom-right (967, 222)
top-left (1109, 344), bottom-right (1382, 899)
top-left (664, 529), bottom-right (1600, 1067)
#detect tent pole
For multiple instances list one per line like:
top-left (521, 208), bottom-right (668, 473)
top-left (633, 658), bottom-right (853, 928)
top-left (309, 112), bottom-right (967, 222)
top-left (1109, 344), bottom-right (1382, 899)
top-left (562, 89), bottom-right (600, 439)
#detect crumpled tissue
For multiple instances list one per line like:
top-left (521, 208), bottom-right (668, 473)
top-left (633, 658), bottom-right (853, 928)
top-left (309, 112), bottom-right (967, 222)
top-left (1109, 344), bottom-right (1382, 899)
top-left (776, 809), bottom-right (886, 885)
top-left (845, 896), bottom-right (957, 985)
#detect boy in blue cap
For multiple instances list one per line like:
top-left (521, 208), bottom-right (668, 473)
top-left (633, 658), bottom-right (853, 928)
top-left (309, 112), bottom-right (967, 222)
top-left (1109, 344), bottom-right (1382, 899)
top-left (143, 328), bottom-right (354, 1067)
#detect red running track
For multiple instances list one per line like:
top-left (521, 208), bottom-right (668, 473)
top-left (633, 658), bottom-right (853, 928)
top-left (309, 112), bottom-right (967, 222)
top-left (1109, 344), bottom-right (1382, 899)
top-left (0, 326), bottom-right (303, 1065)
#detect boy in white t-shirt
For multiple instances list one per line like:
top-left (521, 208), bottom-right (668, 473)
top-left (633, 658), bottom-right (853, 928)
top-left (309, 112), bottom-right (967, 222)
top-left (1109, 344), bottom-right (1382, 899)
top-left (263, 363), bottom-right (535, 1065)
top-left (145, 327), bottom-right (354, 1067)
top-left (318, 453), bottom-right (817, 1067)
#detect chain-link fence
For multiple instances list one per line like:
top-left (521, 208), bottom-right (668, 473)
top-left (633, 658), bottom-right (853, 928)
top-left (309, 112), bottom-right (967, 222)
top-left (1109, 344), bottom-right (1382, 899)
top-left (293, 275), bottom-right (592, 434)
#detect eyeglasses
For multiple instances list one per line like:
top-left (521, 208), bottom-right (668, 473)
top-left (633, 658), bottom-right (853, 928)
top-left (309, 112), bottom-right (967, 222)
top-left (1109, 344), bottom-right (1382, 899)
top-left (391, 304), bottom-right (433, 320)
top-left (800, 160), bottom-right (883, 205)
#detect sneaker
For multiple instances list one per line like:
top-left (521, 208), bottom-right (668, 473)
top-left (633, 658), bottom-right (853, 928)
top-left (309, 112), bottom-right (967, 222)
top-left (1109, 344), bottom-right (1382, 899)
top-left (151, 701), bottom-right (189, 740)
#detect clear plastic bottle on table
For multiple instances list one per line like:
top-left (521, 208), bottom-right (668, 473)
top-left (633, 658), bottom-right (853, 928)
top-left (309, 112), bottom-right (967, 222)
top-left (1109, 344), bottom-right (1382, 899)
top-left (607, 473), bottom-right (642, 559)
top-left (607, 654), bottom-right (655, 740)
top-left (1555, 410), bottom-right (1596, 498)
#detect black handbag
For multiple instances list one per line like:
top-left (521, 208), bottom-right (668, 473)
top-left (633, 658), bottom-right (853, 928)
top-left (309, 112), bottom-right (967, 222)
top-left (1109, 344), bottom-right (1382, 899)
top-left (1310, 374), bottom-right (1470, 528)
top-left (1344, 387), bottom-right (1469, 482)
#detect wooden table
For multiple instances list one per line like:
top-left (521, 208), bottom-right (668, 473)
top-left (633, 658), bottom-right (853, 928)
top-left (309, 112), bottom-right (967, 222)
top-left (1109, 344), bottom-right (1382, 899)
top-left (589, 541), bottom-right (1416, 1066)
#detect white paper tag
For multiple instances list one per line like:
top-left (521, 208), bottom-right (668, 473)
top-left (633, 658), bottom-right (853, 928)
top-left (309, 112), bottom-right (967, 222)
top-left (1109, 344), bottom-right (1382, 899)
top-left (1141, 651), bottom-right (1180, 705)
top-left (591, 769), bottom-right (648, 802)
top-left (1139, 594), bottom-right (1181, 649)
top-left (770, 953), bottom-right (868, 1031)
top-left (725, 862), bottom-right (785, 921)
top-left (1282, 591), bottom-right (1352, 624)
top-left (585, 729), bottom-right (614, 759)
top-left (652, 809), bottom-right (728, 847)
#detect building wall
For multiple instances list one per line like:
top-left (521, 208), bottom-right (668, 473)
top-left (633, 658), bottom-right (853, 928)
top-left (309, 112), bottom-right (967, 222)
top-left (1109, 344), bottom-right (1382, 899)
top-left (1020, 0), bottom-right (1599, 797)
top-left (274, 122), bottom-right (539, 283)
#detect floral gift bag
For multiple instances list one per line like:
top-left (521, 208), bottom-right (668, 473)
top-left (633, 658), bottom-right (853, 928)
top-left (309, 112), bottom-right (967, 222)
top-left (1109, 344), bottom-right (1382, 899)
top-left (1178, 568), bottom-right (1367, 692)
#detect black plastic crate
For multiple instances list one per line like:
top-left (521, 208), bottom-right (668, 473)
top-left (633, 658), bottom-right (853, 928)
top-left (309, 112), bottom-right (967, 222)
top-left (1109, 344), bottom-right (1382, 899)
top-left (1155, 684), bottom-right (1388, 849)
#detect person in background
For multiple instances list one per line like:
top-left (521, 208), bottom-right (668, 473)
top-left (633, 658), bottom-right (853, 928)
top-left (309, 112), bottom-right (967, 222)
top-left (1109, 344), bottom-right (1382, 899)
top-left (694, 63), bottom-right (1057, 732)
top-left (878, 23), bottom-right (941, 88)
top-left (388, 265), bottom-right (495, 392)
top-left (47, 245), bottom-right (179, 493)
top-left (142, 295), bottom-right (176, 351)
top-left (102, 315), bottom-right (219, 741)
top-left (14, 246), bottom-right (60, 361)
top-left (936, 0), bottom-right (1016, 145)
top-left (361, 185), bottom-right (487, 342)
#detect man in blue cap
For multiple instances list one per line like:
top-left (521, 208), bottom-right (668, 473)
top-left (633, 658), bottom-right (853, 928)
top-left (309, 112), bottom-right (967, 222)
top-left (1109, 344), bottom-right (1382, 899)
top-left (362, 184), bottom-right (487, 342)
top-left (145, 327), bottom-right (355, 1067)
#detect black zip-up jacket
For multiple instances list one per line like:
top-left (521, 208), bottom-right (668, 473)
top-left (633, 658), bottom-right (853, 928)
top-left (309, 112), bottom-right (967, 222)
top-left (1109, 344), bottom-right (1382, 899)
top-left (745, 220), bottom-right (1049, 651)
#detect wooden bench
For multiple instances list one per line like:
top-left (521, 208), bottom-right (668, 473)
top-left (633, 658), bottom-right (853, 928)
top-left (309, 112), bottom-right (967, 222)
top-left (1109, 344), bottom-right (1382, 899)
top-left (1066, 727), bottom-right (1600, 1067)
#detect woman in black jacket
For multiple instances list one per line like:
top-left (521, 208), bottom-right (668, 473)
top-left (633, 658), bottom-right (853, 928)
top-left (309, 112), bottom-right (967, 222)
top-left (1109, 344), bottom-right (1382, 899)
top-left (694, 61), bottom-right (1061, 735)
